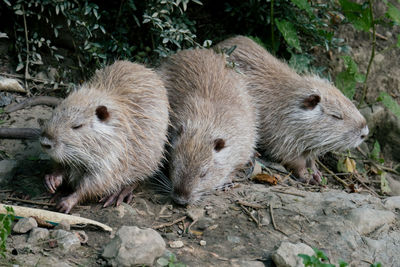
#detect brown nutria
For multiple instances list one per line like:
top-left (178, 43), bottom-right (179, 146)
top-left (215, 36), bottom-right (369, 183)
top-left (40, 61), bottom-right (169, 213)
top-left (159, 48), bottom-right (257, 205)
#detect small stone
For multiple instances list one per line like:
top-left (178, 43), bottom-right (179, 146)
top-left (374, 54), bottom-right (385, 64)
top-left (102, 226), bottom-right (165, 267)
top-left (54, 220), bottom-right (70, 231)
top-left (196, 217), bottom-right (214, 230)
top-left (27, 227), bottom-right (49, 243)
top-left (13, 217), bottom-right (38, 234)
top-left (187, 207), bottom-right (204, 221)
top-left (347, 208), bottom-right (396, 234)
top-left (272, 241), bottom-right (314, 267)
top-left (199, 240), bottom-right (206, 246)
top-left (0, 159), bottom-right (18, 184)
top-left (74, 230), bottom-right (88, 244)
top-left (169, 240), bottom-right (184, 248)
top-left (227, 235), bottom-right (241, 244)
top-left (51, 229), bottom-right (81, 251)
top-left (383, 196), bottom-right (400, 210)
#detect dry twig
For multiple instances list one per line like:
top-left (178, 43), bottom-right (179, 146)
top-left (239, 204), bottom-right (260, 228)
top-left (152, 216), bottom-right (187, 229)
top-left (236, 200), bottom-right (265, 209)
top-left (316, 159), bottom-right (348, 187)
top-left (5, 96), bottom-right (61, 113)
top-left (0, 128), bottom-right (40, 139)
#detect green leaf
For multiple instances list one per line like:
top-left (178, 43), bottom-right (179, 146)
top-left (289, 53), bottom-right (312, 74)
top-left (156, 257), bottom-right (169, 266)
top-left (380, 172), bottom-right (391, 194)
top-left (298, 254), bottom-right (312, 265)
top-left (387, 3), bottom-right (400, 24)
top-left (339, 0), bottom-right (371, 32)
top-left (2, 0), bottom-right (11, 6)
top-left (289, 0), bottom-right (313, 16)
top-left (377, 91), bottom-right (400, 120)
top-left (336, 71), bottom-right (356, 99)
top-left (397, 34), bottom-right (400, 48)
top-left (370, 141), bottom-right (381, 161)
top-left (275, 19), bottom-right (302, 52)
top-left (339, 260), bottom-right (349, 267)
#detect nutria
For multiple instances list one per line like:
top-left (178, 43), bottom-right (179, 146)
top-left (40, 61), bottom-right (169, 213)
top-left (215, 36), bottom-right (369, 183)
top-left (160, 48), bottom-right (257, 205)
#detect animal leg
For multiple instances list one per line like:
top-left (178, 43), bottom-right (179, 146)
top-left (44, 170), bottom-right (64, 194)
top-left (101, 184), bottom-right (138, 208)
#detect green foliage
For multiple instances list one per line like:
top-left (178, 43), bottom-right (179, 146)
top-left (377, 92), bottom-right (400, 120)
top-left (157, 254), bottom-right (186, 267)
top-left (335, 56), bottom-right (365, 99)
top-left (370, 141), bottom-right (384, 164)
top-left (0, 206), bottom-right (15, 258)
top-left (339, 0), bottom-right (371, 32)
top-left (386, 2), bottom-right (400, 25)
top-left (298, 248), bottom-right (336, 267)
top-left (275, 18), bottom-right (301, 52)
top-left (142, 0), bottom-right (202, 57)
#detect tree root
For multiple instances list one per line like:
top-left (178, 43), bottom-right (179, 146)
top-left (0, 128), bottom-right (40, 139)
top-left (5, 96), bottom-right (61, 113)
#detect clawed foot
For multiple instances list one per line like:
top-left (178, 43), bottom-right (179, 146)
top-left (56, 193), bottom-right (79, 214)
top-left (285, 157), bottom-right (322, 185)
top-left (100, 185), bottom-right (137, 208)
top-left (44, 171), bottom-right (63, 194)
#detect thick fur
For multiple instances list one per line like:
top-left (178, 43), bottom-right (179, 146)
top-left (40, 61), bottom-right (169, 203)
top-left (215, 36), bottom-right (368, 179)
top-left (160, 48), bottom-right (257, 204)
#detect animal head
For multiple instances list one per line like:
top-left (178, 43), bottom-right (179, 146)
top-left (289, 76), bottom-right (368, 155)
top-left (168, 122), bottom-right (229, 206)
top-left (39, 88), bottom-right (115, 169)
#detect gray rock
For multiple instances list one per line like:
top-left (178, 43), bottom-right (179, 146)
top-left (346, 208), bottom-right (396, 234)
top-left (196, 217), bottom-right (214, 230)
top-left (51, 229), bottom-right (81, 251)
top-left (0, 159), bottom-right (18, 184)
top-left (383, 196), bottom-right (400, 210)
top-left (227, 235), bottom-right (241, 244)
top-left (272, 241), bottom-right (314, 267)
top-left (0, 92), bottom-right (13, 106)
top-left (102, 226), bottom-right (166, 267)
top-left (54, 220), bottom-right (71, 231)
top-left (13, 217), bottom-right (38, 234)
top-left (27, 227), bottom-right (50, 243)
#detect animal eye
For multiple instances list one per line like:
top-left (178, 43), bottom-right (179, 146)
top-left (331, 113), bottom-right (343, 120)
top-left (72, 124), bottom-right (83, 130)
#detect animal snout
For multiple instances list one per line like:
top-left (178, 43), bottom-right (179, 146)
top-left (360, 125), bottom-right (369, 140)
top-left (171, 191), bottom-right (190, 206)
top-left (40, 132), bottom-right (54, 150)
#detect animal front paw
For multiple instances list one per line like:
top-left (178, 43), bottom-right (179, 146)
top-left (44, 171), bottom-right (63, 194)
top-left (56, 193), bottom-right (79, 214)
top-left (100, 185), bottom-right (137, 208)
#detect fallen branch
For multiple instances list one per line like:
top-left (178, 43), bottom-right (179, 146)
top-left (0, 203), bottom-right (112, 232)
top-left (0, 72), bottom-right (65, 86)
top-left (240, 204), bottom-right (260, 228)
top-left (0, 128), bottom-right (40, 139)
top-left (5, 96), bottom-right (61, 113)
top-left (316, 159), bottom-right (349, 187)
top-left (236, 200), bottom-right (265, 209)
top-left (152, 216), bottom-right (187, 230)
top-left (0, 77), bottom-right (26, 93)
top-left (269, 204), bottom-right (287, 236)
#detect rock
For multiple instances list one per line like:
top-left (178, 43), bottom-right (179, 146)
top-left (227, 235), bottom-right (241, 244)
top-left (272, 241), bottom-right (314, 267)
top-left (27, 227), bottom-right (50, 243)
top-left (196, 217), bottom-right (214, 230)
top-left (169, 240), bottom-right (184, 248)
top-left (102, 226), bottom-right (165, 267)
top-left (346, 208), bottom-right (396, 234)
top-left (0, 159), bottom-right (18, 184)
top-left (387, 175), bottom-right (400, 196)
top-left (199, 240), bottom-right (206, 246)
top-left (187, 207), bottom-right (204, 221)
top-left (0, 92), bottom-right (13, 106)
top-left (54, 220), bottom-right (70, 231)
top-left (51, 229), bottom-right (81, 251)
top-left (13, 217), bottom-right (38, 234)
top-left (374, 54), bottom-right (385, 64)
top-left (383, 196), bottom-right (400, 210)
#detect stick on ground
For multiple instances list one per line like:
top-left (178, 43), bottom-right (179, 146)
top-left (5, 96), bottom-right (61, 113)
top-left (0, 128), bottom-right (41, 139)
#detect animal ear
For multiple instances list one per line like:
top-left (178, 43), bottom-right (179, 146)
top-left (214, 138), bottom-right (225, 152)
top-left (96, 105), bottom-right (110, 121)
top-left (302, 94), bottom-right (321, 110)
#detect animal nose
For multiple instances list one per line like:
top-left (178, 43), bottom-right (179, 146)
top-left (171, 192), bottom-right (189, 206)
top-left (40, 135), bottom-right (54, 150)
top-left (360, 125), bottom-right (369, 140)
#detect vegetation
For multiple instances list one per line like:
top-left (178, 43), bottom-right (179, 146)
top-left (0, 206), bottom-right (14, 258)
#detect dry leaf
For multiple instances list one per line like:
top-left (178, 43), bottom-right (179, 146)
top-left (252, 173), bottom-right (277, 185)
top-left (344, 157), bottom-right (356, 173)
